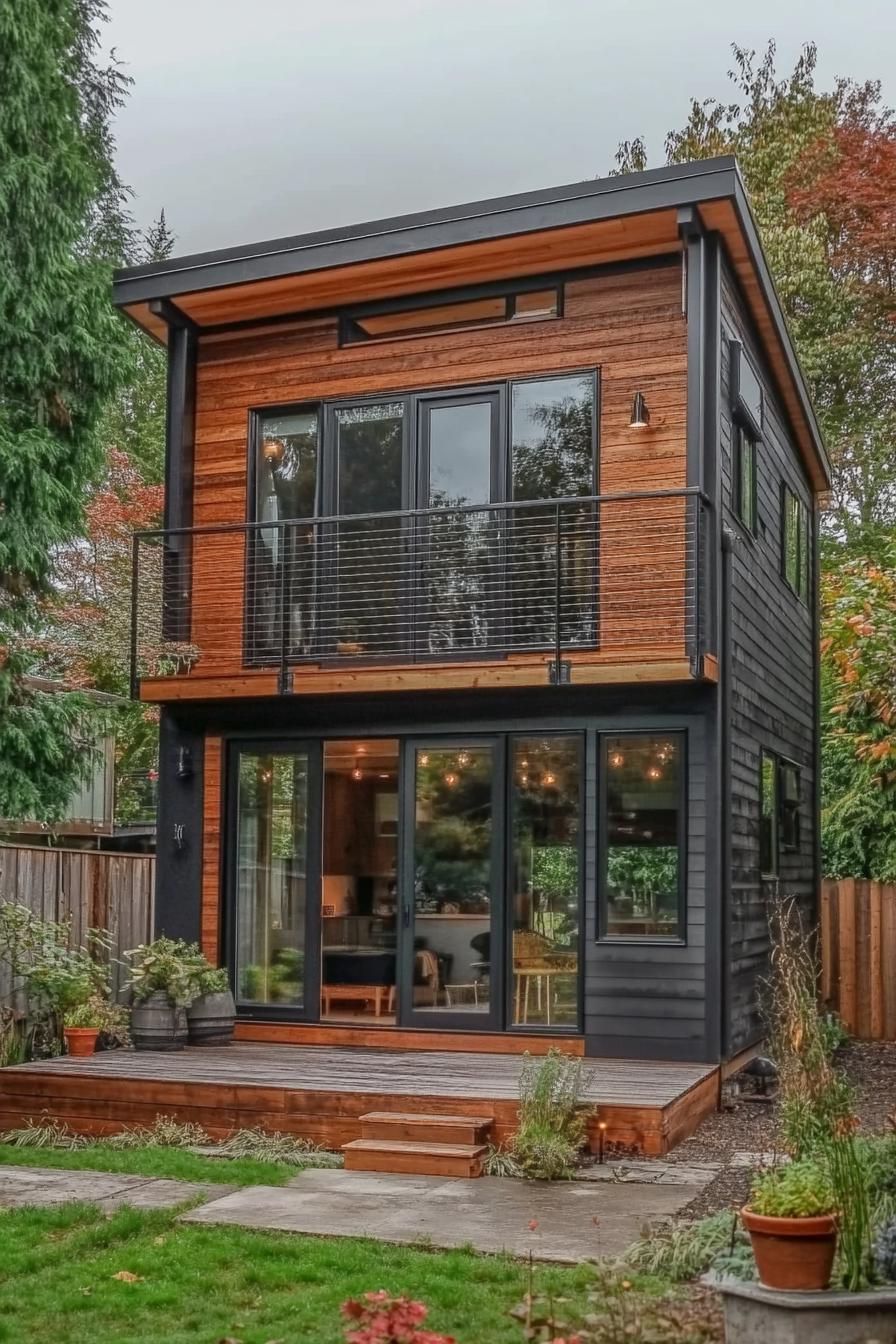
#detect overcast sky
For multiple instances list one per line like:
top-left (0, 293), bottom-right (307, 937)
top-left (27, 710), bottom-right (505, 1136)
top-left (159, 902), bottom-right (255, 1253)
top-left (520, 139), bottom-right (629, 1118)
top-left (105, 0), bottom-right (896, 257)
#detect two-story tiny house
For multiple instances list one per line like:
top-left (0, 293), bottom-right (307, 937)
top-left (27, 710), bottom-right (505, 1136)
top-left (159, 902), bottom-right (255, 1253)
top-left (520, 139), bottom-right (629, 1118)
top-left (115, 157), bottom-right (829, 1069)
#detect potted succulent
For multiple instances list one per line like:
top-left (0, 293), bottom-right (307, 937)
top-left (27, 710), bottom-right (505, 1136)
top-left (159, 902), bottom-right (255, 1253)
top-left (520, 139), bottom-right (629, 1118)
top-left (125, 937), bottom-right (198, 1051)
top-left (186, 961), bottom-right (236, 1046)
top-left (741, 1159), bottom-right (838, 1290)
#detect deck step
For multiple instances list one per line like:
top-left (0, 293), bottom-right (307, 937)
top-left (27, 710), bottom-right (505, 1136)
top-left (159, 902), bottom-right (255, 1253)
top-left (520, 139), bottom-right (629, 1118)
top-left (359, 1110), bottom-right (493, 1146)
top-left (343, 1137), bottom-right (489, 1178)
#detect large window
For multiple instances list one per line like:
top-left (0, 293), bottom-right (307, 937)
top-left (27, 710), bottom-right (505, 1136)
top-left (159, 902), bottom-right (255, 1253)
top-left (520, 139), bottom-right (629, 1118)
top-left (510, 736), bottom-right (581, 1028)
top-left (782, 485), bottom-right (810, 601)
top-left (601, 733), bottom-right (685, 940)
top-left (251, 372), bottom-right (599, 664)
top-left (234, 749), bottom-right (310, 1008)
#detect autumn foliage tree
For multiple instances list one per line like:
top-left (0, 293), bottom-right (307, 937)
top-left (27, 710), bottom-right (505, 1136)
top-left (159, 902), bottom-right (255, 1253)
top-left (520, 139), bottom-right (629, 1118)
top-left (615, 42), bottom-right (896, 877)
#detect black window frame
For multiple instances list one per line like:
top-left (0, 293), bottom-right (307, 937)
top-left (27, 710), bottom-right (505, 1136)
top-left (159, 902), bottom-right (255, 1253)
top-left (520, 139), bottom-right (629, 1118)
top-left (248, 370), bottom-right (600, 526)
top-left (759, 749), bottom-right (779, 878)
top-left (338, 277), bottom-right (564, 347)
top-left (778, 758), bottom-right (802, 854)
top-left (734, 425), bottom-right (758, 536)
top-left (597, 729), bottom-right (688, 944)
top-left (781, 483), bottom-right (810, 602)
top-left (760, 749), bottom-right (802, 876)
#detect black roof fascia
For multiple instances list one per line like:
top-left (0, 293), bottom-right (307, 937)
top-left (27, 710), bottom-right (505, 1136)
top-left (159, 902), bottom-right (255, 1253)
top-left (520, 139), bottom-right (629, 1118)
top-left (112, 157), bottom-right (739, 305)
top-left (112, 154), bottom-right (828, 482)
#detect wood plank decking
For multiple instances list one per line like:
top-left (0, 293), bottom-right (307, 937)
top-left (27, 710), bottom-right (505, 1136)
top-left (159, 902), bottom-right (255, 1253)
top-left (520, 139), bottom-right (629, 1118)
top-left (0, 1044), bottom-right (719, 1157)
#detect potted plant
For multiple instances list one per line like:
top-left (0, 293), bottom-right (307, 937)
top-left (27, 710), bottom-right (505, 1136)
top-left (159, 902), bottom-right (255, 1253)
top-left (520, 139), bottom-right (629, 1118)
top-left (62, 995), bottom-right (107, 1057)
top-left (125, 937), bottom-right (198, 1051)
top-left (741, 1159), bottom-right (838, 1290)
top-left (186, 961), bottom-right (236, 1046)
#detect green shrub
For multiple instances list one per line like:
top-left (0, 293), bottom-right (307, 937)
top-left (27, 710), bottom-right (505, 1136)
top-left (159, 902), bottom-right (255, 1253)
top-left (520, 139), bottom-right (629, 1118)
top-left (621, 1210), bottom-right (744, 1282)
top-left (749, 1160), bottom-right (835, 1218)
top-left (508, 1049), bottom-right (592, 1181)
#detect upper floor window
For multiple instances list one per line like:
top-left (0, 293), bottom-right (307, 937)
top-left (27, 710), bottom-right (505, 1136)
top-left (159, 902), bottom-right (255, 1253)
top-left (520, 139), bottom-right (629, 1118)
top-left (735, 426), bottom-right (757, 534)
top-left (340, 285), bottom-right (561, 345)
top-left (782, 484), bottom-right (810, 601)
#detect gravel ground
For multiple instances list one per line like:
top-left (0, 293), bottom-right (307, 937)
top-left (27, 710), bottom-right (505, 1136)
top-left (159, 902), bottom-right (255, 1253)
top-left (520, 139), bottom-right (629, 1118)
top-left (670, 1040), bottom-right (896, 1219)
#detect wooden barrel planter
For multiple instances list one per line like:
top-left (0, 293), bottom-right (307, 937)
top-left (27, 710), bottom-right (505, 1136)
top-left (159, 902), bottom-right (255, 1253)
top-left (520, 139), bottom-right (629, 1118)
top-left (187, 990), bottom-right (236, 1046)
top-left (130, 992), bottom-right (188, 1052)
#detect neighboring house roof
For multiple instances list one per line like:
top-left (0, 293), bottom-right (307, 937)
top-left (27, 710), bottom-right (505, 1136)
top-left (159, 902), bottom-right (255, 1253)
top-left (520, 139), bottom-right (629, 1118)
top-left (112, 155), bottom-right (830, 491)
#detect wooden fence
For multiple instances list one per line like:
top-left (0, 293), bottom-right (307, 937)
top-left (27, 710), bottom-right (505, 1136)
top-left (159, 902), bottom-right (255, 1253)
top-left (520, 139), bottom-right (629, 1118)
top-left (0, 844), bottom-right (155, 1004)
top-left (821, 878), bottom-right (896, 1040)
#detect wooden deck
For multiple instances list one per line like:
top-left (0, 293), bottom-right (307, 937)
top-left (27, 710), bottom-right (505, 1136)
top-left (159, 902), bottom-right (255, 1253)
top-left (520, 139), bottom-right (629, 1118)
top-left (0, 1044), bottom-right (719, 1157)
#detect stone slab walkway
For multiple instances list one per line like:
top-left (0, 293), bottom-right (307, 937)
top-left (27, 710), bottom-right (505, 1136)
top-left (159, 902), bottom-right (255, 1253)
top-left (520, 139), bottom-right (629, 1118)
top-left (0, 1165), bottom-right (227, 1212)
top-left (179, 1166), bottom-right (704, 1263)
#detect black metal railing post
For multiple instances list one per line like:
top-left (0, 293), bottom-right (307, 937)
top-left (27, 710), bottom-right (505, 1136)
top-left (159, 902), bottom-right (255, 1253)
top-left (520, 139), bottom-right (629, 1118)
top-left (129, 534), bottom-right (140, 699)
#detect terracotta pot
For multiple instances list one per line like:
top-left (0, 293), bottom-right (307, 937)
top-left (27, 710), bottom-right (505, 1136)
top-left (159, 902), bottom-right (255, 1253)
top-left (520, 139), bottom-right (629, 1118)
top-left (64, 1026), bottom-right (100, 1058)
top-left (741, 1206), bottom-right (837, 1291)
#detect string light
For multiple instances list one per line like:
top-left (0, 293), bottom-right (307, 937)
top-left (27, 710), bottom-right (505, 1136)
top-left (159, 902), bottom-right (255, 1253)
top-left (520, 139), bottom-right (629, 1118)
top-left (543, 772), bottom-right (557, 787)
top-left (457, 750), bottom-right (470, 768)
top-left (443, 771), bottom-right (459, 788)
top-left (609, 751), bottom-right (625, 768)
top-left (420, 753), bottom-right (429, 766)
top-left (351, 765), bottom-right (364, 782)
top-left (646, 765), bottom-right (663, 781)
top-left (520, 774), bottom-right (529, 787)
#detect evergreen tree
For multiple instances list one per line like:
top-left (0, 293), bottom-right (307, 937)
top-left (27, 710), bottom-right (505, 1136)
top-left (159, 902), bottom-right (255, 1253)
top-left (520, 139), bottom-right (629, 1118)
top-left (0, 0), bottom-right (132, 817)
top-left (101, 212), bottom-right (175, 484)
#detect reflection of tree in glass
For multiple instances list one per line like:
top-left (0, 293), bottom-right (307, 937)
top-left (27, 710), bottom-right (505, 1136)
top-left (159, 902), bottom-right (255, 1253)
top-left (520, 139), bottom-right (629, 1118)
top-left (607, 846), bottom-right (679, 918)
top-left (425, 489), bottom-right (495, 652)
top-left (510, 379), bottom-right (595, 648)
top-left (335, 405), bottom-right (404, 652)
top-left (414, 753), bottom-right (491, 910)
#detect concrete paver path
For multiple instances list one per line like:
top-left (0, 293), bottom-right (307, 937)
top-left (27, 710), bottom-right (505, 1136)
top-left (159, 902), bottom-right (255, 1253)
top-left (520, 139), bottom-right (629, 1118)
top-left (179, 1166), bottom-right (703, 1263)
top-left (0, 1164), bottom-right (226, 1212)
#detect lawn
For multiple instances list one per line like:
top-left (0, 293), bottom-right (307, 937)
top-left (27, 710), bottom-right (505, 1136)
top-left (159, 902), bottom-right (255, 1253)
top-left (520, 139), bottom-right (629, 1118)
top-left (0, 1141), bottom-right (298, 1188)
top-left (0, 1202), bottom-right (592, 1344)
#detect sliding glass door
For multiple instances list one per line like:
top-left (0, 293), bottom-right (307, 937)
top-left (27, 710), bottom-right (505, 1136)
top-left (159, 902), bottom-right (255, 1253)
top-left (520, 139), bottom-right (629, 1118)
top-left (229, 742), bottom-right (320, 1019)
top-left (399, 738), bottom-right (504, 1029)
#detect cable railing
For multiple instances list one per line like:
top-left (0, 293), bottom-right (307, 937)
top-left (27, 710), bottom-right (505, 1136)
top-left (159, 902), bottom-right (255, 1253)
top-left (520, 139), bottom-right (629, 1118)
top-left (131, 488), bottom-right (709, 693)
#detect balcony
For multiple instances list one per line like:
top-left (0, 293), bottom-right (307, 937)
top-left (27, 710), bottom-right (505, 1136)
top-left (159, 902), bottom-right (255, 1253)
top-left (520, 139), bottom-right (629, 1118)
top-left (131, 489), bottom-right (712, 701)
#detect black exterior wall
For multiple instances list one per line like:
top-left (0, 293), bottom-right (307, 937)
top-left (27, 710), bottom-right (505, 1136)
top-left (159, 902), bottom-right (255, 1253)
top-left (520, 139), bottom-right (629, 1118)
top-left (719, 256), bottom-right (818, 1054)
top-left (172, 681), bottom-right (716, 1063)
top-left (154, 710), bottom-right (205, 942)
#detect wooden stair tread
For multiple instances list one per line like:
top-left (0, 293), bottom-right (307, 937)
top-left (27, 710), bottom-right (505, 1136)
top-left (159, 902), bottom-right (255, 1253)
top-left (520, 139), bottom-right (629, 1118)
top-left (344, 1138), bottom-right (488, 1158)
top-left (360, 1111), bottom-right (493, 1128)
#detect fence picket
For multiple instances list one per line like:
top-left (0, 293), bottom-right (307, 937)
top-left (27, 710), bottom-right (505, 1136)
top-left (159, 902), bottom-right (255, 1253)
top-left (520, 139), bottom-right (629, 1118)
top-left (0, 844), bottom-right (154, 1005)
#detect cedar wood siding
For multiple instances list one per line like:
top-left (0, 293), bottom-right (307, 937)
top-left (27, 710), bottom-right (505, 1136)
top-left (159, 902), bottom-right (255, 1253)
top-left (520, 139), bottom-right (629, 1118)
top-left (186, 262), bottom-right (689, 680)
top-left (720, 257), bottom-right (817, 1054)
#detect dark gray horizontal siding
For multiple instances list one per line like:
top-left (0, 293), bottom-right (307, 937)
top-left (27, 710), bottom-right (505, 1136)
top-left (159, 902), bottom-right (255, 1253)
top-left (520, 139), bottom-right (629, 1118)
top-left (585, 713), bottom-right (709, 1062)
top-left (720, 258), bottom-right (817, 1053)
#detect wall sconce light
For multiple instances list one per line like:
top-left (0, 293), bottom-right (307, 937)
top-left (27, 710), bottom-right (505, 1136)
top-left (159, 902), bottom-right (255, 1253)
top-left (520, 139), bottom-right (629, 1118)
top-left (176, 746), bottom-right (193, 780)
top-left (629, 392), bottom-right (650, 428)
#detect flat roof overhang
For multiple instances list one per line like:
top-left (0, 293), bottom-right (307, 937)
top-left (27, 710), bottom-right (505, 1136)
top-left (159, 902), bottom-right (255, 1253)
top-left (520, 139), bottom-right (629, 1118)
top-left (113, 156), bottom-right (830, 491)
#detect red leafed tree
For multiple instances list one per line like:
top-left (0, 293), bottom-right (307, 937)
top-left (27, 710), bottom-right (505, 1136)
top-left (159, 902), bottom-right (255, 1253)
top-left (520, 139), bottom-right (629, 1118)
top-left (38, 449), bottom-right (163, 690)
top-left (788, 125), bottom-right (896, 311)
